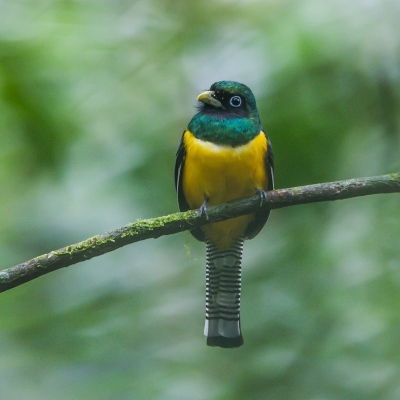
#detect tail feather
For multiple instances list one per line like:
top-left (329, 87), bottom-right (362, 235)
top-left (205, 238), bottom-right (244, 348)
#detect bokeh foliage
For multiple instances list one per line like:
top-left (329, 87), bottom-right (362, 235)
top-left (1, 1), bottom-right (399, 399)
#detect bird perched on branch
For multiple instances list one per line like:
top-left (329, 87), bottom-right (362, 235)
top-left (175, 81), bottom-right (274, 348)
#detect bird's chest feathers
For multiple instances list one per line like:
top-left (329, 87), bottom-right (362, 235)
top-left (182, 130), bottom-right (267, 208)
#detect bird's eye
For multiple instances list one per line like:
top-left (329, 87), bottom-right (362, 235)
top-left (229, 95), bottom-right (242, 107)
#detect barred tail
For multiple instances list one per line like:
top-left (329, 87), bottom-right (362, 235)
top-left (204, 238), bottom-right (244, 348)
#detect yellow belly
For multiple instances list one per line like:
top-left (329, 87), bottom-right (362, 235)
top-left (182, 129), bottom-right (269, 250)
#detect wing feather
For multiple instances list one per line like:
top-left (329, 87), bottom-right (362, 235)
top-left (175, 130), bottom-right (206, 242)
top-left (244, 130), bottom-right (274, 239)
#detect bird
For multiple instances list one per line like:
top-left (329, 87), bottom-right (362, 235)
top-left (174, 81), bottom-right (274, 348)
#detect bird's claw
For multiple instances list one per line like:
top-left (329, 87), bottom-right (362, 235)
top-left (200, 199), bottom-right (209, 220)
top-left (256, 189), bottom-right (267, 207)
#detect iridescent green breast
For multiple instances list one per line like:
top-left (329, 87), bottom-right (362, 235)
top-left (188, 113), bottom-right (260, 147)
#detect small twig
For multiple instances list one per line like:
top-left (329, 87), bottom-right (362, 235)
top-left (0, 172), bottom-right (399, 293)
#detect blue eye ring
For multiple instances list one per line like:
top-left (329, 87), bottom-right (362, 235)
top-left (229, 95), bottom-right (242, 107)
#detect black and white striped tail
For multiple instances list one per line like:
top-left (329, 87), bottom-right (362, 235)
top-left (205, 238), bottom-right (244, 348)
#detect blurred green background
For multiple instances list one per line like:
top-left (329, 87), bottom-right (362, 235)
top-left (1, 1), bottom-right (400, 399)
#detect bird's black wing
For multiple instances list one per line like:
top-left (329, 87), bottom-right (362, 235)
top-left (175, 131), bottom-right (206, 242)
top-left (244, 130), bottom-right (274, 240)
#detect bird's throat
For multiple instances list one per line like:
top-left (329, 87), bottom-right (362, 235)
top-left (187, 113), bottom-right (260, 147)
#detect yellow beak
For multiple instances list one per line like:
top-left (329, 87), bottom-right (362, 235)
top-left (197, 90), bottom-right (224, 108)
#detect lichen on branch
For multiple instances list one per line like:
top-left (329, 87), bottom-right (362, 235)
top-left (0, 172), bottom-right (399, 293)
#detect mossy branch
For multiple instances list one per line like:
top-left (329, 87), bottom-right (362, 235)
top-left (1, 172), bottom-right (399, 293)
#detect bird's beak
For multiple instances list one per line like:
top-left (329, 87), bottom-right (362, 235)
top-left (197, 91), bottom-right (224, 108)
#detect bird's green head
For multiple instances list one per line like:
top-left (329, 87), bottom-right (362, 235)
top-left (187, 81), bottom-right (262, 147)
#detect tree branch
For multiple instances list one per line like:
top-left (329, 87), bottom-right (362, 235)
top-left (1, 172), bottom-right (399, 293)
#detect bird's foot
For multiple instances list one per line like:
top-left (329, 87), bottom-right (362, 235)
top-left (256, 188), bottom-right (267, 207)
top-left (200, 198), bottom-right (209, 220)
